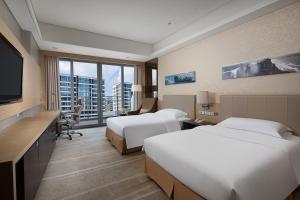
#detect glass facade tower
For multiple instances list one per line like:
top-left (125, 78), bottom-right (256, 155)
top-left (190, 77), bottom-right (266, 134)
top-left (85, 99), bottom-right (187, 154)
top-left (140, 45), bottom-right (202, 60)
top-left (60, 74), bottom-right (104, 120)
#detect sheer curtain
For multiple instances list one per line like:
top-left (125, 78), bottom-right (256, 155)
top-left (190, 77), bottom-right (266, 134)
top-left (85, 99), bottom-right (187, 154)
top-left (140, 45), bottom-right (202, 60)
top-left (45, 56), bottom-right (61, 111)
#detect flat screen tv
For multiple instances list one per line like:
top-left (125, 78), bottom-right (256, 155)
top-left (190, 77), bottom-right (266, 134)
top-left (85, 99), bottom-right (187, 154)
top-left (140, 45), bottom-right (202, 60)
top-left (0, 33), bottom-right (23, 104)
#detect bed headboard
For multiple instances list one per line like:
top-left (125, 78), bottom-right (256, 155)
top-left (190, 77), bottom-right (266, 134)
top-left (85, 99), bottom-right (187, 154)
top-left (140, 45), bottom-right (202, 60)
top-left (220, 95), bottom-right (300, 136)
top-left (162, 95), bottom-right (196, 119)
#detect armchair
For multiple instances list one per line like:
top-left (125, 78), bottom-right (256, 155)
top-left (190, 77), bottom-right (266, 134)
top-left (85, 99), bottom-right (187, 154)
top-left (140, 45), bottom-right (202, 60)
top-left (128, 98), bottom-right (158, 115)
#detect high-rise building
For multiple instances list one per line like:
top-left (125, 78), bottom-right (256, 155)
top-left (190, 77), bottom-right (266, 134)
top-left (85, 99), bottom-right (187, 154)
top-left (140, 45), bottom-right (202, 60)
top-left (59, 74), bottom-right (105, 120)
top-left (60, 75), bottom-right (132, 120)
top-left (112, 82), bottom-right (132, 112)
top-left (103, 96), bottom-right (113, 112)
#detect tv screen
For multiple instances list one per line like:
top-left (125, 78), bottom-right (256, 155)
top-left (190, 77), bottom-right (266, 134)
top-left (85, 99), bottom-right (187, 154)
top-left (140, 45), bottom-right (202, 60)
top-left (0, 33), bottom-right (23, 104)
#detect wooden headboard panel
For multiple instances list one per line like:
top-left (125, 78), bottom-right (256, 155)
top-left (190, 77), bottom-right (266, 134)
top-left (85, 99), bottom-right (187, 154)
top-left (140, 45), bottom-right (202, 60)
top-left (220, 95), bottom-right (300, 136)
top-left (162, 95), bottom-right (196, 119)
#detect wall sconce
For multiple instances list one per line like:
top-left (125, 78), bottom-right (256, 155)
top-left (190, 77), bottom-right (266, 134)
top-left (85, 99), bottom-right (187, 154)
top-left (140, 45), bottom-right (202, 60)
top-left (197, 91), bottom-right (209, 111)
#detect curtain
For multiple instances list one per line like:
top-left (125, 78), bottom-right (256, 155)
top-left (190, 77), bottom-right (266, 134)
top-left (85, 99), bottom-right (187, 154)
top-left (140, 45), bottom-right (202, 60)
top-left (133, 64), bottom-right (144, 110)
top-left (45, 56), bottom-right (61, 111)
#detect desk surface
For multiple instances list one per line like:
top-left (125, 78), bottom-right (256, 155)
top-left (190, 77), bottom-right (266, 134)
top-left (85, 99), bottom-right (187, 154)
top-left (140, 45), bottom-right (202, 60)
top-left (0, 111), bottom-right (60, 164)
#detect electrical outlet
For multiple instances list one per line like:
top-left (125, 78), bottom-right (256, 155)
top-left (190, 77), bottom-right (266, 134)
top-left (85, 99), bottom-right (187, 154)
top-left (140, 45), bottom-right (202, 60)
top-left (200, 111), bottom-right (218, 116)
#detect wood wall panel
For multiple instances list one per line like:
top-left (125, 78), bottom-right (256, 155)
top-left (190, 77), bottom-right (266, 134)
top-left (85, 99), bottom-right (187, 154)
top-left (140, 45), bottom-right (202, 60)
top-left (266, 96), bottom-right (288, 124)
top-left (287, 96), bottom-right (300, 135)
top-left (220, 95), bottom-right (300, 136)
top-left (246, 96), bottom-right (267, 119)
top-left (0, 18), bottom-right (41, 121)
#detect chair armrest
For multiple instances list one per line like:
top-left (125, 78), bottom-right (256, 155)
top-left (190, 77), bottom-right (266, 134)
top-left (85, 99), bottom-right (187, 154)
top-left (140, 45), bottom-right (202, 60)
top-left (61, 112), bottom-right (80, 121)
top-left (127, 105), bottom-right (142, 115)
top-left (61, 112), bottom-right (74, 118)
top-left (127, 110), bottom-right (140, 115)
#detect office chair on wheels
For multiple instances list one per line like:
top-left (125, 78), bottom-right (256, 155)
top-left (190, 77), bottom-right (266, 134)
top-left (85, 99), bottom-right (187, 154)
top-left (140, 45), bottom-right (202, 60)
top-left (57, 98), bottom-right (84, 140)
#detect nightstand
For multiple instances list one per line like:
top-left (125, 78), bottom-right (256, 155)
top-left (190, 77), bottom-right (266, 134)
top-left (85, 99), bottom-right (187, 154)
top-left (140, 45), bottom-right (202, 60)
top-left (181, 120), bottom-right (215, 130)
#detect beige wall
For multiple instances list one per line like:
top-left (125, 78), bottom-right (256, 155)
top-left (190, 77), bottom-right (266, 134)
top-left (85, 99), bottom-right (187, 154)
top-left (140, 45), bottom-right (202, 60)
top-left (0, 17), bottom-right (41, 121)
top-left (158, 2), bottom-right (300, 122)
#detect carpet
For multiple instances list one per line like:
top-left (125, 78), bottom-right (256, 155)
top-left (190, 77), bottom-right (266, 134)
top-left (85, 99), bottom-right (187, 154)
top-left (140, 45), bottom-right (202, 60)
top-left (34, 127), bottom-right (169, 200)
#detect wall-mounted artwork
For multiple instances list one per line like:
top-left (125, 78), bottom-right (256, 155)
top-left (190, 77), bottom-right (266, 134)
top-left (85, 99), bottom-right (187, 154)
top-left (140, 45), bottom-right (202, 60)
top-left (222, 52), bottom-right (300, 80)
top-left (165, 71), bottom-right (196, 85)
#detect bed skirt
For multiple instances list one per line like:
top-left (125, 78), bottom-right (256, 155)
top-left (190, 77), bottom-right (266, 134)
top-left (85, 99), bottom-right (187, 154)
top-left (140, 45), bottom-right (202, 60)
top-left (144, 155), bottom-right (298, 200)
top-left (105, 127), bottom-right (142, 154)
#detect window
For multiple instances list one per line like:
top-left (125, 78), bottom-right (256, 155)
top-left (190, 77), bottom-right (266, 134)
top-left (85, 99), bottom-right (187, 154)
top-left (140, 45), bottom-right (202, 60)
top-left (102, 64), bottom-right (122, 122)
top-left (59, 59), bottom-right (135, 127)
top-left (73, 61), bottom-right (98, 121)
top-left (101, 65), bottom-right (134, 123)
top-left (123, 66), bottom-right (134, 111)
top-left (59, 60), bottom-right (72, 113)
top-left (152, 68), bottom-right (157, 86)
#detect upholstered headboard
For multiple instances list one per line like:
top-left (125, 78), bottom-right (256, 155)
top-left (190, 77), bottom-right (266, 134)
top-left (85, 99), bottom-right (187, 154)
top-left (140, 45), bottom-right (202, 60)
top-left (220, 95), bottom-right (300, 136)
top-left (162, 95), bottom-right (196, 119)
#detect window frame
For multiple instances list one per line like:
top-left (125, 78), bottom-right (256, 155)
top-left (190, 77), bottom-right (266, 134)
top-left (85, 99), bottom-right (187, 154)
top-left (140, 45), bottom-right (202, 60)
top-left (58, 58), bottom-right (135, 128)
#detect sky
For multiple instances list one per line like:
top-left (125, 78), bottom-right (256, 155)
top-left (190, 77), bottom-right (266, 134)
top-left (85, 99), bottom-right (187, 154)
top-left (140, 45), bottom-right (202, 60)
top-left (59, 61), bottom-right (134, 96)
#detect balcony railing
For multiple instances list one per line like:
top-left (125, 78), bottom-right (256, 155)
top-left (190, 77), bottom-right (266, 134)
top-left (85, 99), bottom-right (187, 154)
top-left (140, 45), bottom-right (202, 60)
top-left (60, 95), bottom-right (132, 122)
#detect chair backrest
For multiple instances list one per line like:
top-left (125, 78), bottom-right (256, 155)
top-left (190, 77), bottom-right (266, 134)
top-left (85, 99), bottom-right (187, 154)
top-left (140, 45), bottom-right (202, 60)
top-left (139, 98), bottom-right (158, 114)
top-left (73, 98), bottom-right (84, 123)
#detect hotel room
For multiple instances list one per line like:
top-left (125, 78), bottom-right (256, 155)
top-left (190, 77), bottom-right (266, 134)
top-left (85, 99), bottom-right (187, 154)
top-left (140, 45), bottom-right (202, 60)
top-left (0, 0), bottom-right (300, 200)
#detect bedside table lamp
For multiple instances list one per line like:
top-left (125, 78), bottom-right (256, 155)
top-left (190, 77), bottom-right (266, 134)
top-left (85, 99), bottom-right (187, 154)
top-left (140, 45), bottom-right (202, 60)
top-left (132, 84), bottom-right (142, 93)
top-left (197, 91), bottom-right (209, 111)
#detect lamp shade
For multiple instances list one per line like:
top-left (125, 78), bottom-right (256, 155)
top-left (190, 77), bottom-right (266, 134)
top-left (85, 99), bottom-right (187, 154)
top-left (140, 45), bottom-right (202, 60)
top-left (197, 91), bottom-right (209, 104)
top-left (131, 84), bottom-right (142, 92)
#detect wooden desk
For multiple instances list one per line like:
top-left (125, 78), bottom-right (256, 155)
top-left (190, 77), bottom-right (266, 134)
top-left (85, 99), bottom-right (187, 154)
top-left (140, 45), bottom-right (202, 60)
top-left (0, 111), bottom-right (59, 200)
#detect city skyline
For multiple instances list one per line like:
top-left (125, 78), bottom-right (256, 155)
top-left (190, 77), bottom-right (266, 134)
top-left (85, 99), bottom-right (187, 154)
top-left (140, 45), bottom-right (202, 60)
top-left (59, 74), bottom-right (133, 122)
top-left (59, 61), bottom-right (134, 96)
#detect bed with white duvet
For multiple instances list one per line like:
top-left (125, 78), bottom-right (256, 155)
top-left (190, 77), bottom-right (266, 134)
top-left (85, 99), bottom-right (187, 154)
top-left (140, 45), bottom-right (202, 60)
top-left (144, 117), bottom-right (300, 200)
top-left (106, 109), bottom-right (188, 150)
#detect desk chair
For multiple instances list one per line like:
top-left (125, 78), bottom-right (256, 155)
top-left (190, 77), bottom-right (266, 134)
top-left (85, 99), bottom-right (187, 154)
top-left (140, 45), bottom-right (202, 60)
top-left (57, 98), bottom-right (84, 140)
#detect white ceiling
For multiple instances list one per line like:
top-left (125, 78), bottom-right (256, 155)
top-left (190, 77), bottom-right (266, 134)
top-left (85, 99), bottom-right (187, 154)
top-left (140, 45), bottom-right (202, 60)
top-left (5, 0), bottom-right (299, 61)
top-left (31, 0), bottom-right (231, 44)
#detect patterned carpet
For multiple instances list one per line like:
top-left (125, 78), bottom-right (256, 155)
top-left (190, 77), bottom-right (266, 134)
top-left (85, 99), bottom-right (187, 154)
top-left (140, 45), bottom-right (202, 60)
top-left (34, 127), bottom-right (168, 200)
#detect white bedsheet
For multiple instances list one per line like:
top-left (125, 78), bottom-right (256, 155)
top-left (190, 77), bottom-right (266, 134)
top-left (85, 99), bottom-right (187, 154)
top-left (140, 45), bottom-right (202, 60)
top-left (144, 125), bottom-right (300, 200)
top-left (106, 113), bottom-right (182, 148)
top-left (283, 134), bottom-right (300, 145)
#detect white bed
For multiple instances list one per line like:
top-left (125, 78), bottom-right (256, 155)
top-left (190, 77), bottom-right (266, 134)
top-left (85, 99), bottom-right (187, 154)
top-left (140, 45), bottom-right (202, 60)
top-left (144, 118), bottom-right (300, 200)
top-left (106, 109), bottom-right (187, 149)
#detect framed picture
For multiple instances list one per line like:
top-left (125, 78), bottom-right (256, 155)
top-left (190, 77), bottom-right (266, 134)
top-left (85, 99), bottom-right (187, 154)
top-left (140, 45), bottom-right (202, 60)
top-left (222, 52), bottom-right (300, 80)
top-left (165, 71), bottom-right (196, 85)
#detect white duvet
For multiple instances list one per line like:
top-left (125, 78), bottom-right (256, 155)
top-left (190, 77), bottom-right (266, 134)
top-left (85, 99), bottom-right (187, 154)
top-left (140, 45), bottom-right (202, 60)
top-left (144, 125), bottom-right (300, 200)
top-left (106, 113), bottom-right (182, 148)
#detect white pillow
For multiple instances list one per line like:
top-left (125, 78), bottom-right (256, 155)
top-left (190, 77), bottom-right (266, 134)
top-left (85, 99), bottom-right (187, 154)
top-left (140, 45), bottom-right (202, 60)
top-left (217, 117), bottom-right (290, 138)
top-left (156, 109), bottom-right (188, 120)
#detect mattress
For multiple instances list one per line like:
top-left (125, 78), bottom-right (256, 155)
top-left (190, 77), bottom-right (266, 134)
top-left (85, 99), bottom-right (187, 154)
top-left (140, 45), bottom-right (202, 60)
top-left (144, 125), bottom-right (300, 200)
top-left (106, 113), bottom-right (182, 148)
